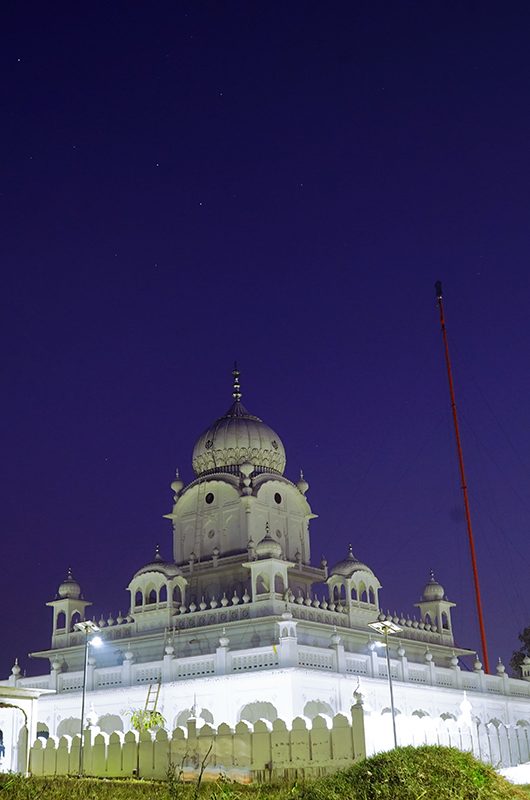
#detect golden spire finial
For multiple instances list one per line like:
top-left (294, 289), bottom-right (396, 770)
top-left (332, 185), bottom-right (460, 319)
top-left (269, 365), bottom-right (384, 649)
top-left (232, 361), bottom-right (242, 402)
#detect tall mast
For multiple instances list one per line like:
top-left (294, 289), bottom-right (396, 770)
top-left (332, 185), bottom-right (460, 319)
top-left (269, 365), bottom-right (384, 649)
top-left (435, 281), bottom-right (490, 674)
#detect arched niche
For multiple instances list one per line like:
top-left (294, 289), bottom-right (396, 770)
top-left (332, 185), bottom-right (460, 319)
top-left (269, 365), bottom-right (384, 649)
top-left (36, 722), bottom-right (49, 741)
top-left (239, 701), bottom-right (278, 725)
top-left (303, 700), bottom-right (334, 720)
top-left (174, 708), bottom-right (213, 728)
top-left (56, 717), bottom-right (81, 737)
top-left (98, 714), bottom-right (124, 735)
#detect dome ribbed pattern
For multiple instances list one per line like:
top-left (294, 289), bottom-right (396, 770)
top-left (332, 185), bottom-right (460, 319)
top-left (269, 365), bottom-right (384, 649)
top-left (192, 400), bottom-right (286, 477)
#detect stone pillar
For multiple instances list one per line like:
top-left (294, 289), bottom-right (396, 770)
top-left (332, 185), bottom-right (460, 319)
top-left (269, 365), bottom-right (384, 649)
top-left (367, 641), bottom-right (379, 678)
top-left (473, 654), bottom-right (486, 693)
top-left (215, 630), bottom-right (231, 675)
top-left (397, 644), bottom-right (408, 682)
top-left (450, 652), bottom-right (463, 689)
top-left (425, 649), bottom-right (436, 685)
top-left (162, 644), bottom-right (175, 682)
top-left (50, 659), bottom-right (62, 691)
top-left (330, 629), bottom-right (345, 673)
top-left (351, 693), bottom-right (366, 760)
top-left (86, 656), bottom-right (96, 691)
top-left (496, 658), bottom-right (510, 696)
top-left (122, 649), bottom-right (134, 686)
top-left (186, 717), bottom-right (198, 767)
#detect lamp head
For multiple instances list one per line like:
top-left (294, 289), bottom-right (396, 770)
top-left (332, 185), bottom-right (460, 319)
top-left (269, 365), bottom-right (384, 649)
top-left (368, 620), bottom-right (403, 635)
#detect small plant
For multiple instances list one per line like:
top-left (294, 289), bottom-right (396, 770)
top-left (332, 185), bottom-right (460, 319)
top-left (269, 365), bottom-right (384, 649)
top-left (128, 708), bottom-right (166, 733)
top-left (166, 759), bottom-right (184, 800)
top-left (126, 707), bottom-right (166, 777)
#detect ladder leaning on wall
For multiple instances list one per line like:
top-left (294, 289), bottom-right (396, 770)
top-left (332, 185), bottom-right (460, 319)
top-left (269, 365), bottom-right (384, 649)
top-left (144, 679), bottom-right (161, 715)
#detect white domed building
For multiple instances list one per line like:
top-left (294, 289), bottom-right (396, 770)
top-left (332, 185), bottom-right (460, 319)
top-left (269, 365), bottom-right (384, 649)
top-left (3, 369), bottom-right (530, 775)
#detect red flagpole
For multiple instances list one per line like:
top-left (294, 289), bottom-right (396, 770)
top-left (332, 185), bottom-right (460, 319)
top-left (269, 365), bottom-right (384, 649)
top-left (435, 281), bottom-right (490, 674)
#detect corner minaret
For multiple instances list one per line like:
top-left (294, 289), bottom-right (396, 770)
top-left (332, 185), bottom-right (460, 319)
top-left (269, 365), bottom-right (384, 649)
top-left (47, 568), bottom-right (92, 647)
top-left (415, 570), bottom-right (456, 643)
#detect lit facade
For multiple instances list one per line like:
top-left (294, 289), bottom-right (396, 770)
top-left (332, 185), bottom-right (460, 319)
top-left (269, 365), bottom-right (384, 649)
top-left (3, 369), bottom-right (530, 773)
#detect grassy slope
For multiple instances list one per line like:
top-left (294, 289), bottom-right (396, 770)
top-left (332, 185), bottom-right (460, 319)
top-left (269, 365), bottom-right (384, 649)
top-left (0, 746), bottom-right (528, 800)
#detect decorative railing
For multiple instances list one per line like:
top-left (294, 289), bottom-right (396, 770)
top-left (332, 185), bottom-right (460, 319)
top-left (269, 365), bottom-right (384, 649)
top-left (5, 640), bottom-right (530, 703)
top-left (231, 648), bottom-right (279, 672)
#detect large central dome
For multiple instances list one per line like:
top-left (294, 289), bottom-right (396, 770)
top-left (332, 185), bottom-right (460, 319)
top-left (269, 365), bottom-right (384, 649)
top-left (192, 368), bottom-right (286, 477)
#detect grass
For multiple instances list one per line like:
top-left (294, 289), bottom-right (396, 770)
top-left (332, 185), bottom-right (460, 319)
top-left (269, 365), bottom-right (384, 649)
top-left (0, 746), bottom-right (528, 800)
top-left (297, 746), bottom-right (529, 800)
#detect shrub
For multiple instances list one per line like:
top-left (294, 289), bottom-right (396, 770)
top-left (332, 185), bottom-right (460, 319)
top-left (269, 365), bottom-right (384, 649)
top-left (298, 746), bottom-right (528, 800)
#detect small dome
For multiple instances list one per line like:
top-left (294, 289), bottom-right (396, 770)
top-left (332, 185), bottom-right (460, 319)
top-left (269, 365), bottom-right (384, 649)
top-left (58, 568), bottom-right (81, 599)
top-left (255, 529), bottom-right (283, 559)
top-left (330, 545), bottom-right (374, 577)
top-left (192, 367), bottom-right (286, 477)
top-left (422, 570), bottom-right (445, 601)
top-left (132, 545), bottom-right (182, 579)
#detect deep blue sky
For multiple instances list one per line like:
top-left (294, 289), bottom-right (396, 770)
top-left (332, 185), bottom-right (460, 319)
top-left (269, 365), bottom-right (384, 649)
top-left (2, 2), bottom-right (530, 680)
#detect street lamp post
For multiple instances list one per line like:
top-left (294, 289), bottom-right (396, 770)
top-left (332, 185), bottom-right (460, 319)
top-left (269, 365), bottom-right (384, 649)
top-left (368, 619), bottom-right (403, 749)
top-left (73, 620), bottom-right (102, 776)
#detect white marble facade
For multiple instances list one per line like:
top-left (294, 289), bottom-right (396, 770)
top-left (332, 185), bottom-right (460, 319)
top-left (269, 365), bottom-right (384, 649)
top-left (3, 369), bottom-right (530, 774)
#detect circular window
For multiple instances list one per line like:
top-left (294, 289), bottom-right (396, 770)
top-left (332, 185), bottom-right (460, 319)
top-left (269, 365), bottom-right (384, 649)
top-left (208, 529), bottom-right (215, 539)
top-left (271, 440), bottom-right (279, 450)
top-left (205, 439), bottom-right (213, 450)
top-left (274, 492), bottom-right (282, 504)
top-left (276, 529), bottom-right (282, 539)
top-left (205, 492), bottom-right (214, 504)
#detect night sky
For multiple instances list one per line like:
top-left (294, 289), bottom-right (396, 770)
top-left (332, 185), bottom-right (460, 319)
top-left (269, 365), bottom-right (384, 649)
top-left (3, 3), bottom-right (530, 681)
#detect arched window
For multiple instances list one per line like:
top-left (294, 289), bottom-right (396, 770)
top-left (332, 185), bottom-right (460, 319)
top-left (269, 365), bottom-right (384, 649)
top-left (159, 585), bottom-right (167, 603)
top-left (441, 612), bottom-right (449, 629)
top-left (274, 574), bottom-right (285, 593)
top-left (71, 612), bottom-right (81, 630)
top-left (351, 586), bottom-right (357, 601)
top-left (256, 575), bottom-right (268, 594)
top-left (340, 584), bottom-right (346, 601)
top-left (333, 585), bottom-right (339, 601)
top-left (172, 586), bottom-right (181, 603)
top-left (368, 587), bottom-right (375, 605)
top-left (424, 613), bottom-right (432, 625)
top-left (56, 611), bottom-right (66, 630)
top-left (147, 589), bottom-right (157, 604)
top-left (135, 591), bottom-right (143, 607)
top-left (359, 582), bottom-right (367, 603)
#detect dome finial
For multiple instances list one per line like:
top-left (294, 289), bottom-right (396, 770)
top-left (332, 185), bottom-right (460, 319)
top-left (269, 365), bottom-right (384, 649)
top-left (232, 362), bottom-right (242, 402)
